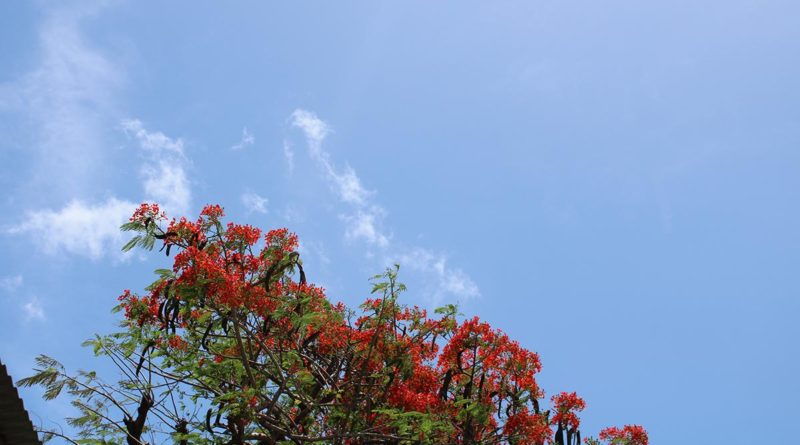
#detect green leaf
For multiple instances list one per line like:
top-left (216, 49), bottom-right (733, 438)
top-left (120, 221), bottom-right (142, 232)
top-left (142, 234), bottom-right (156, 250)
top-left (121, 236), bottom-right (141, 252)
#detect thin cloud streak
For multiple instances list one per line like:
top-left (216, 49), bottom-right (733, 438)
top-left (291, 110), bottom-right (373, 206)
top-left (392, 247), bottom-right (480, 304)
top-left (230, 127), bottom-right (255, 151)
top-left (283, 139), bottom-right (295, 175)
top-left (290, 108), bottom-right (479, 302)
top-left (0, 275), bottom-right (23, 292)
top-left (291, 109), bottom-right (385, 243)
top-left (0, 4), bottom-right (123, 199)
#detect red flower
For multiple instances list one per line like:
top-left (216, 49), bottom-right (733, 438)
top-left (114, 203), bottom-right (647, 445)
top-left (598, 425), bottom-right (649, 445)
top-left (167, 335), bottom-right (188, 351)
top-left (200, 204), bottom-right (224, 219)
top-left (130, 203), bottom-right (164, 223)
top-left (551, 391), bottom-right (586, 430)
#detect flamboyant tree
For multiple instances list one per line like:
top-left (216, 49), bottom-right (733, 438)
top-left (20, 203), bottom-right (647, 445)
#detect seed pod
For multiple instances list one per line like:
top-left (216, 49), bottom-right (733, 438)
top-left (135, 341), bottom-right (155, 376)
top-left (205, 408), bottom-right (213, 432)
top-left (171, 302), bottom-right (179, 334)
top-left (439, 370), bottom-right (453, 400)
top-left (554, 424), bottom-right (564, 445)
top-left (201, 322), bottom-right (214, 350)
top-left (214, 402), bottom-right (224, 426)
top-left (157, 301), bottom-right (166, 322)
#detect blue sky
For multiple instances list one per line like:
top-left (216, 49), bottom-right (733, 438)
top-left (1, 1), bottom-right (799, 443)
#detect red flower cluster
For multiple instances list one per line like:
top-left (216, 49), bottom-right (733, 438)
top-left (551, 391), bottom-right (586, 430)
top-left (200, 204), bottom-right (224, 219)
top-left (117, 289), bottom-right (159, 326)
top-left (130, 203), bottom-right (165, 223)
top-left (167, 335), bottom-right (188, 351)
top-left (598, 425), bottom-right (649, 445)
top-left (114, 203), bottom-right (647, 445)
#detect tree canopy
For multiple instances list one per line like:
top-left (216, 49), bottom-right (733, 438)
top-left (20, 203), bottom-right (647, 445)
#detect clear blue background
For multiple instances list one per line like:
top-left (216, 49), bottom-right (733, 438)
top-left (2, 1), bottom-right (799, 443)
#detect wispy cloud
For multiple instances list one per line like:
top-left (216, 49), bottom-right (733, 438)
top-left (283, 139), bottom-right (295, 175)
top-left (291, 110), bottom-right (383, 242)
top-left (291, 110), bottom-right (373, 206)
top-left (343, 210), bottom-right (389, 248)
top-left (0, 5), bottom-right (166, 262)
top-left (0, 275), bottom-right (42, 322)
top-left (392, 248), bottom-right (480, 304)
top-left (0, 4), bottom-right (122, 199)
top-left (121, 119), bottom-right (185, 154)
top-left (8, 198), bottom-right (137, 260)
top-left (122, 119), bottom-right (192, 216)
top-left (0, 275), bottom-right (23, 292)
top-left (230, 127), bottom-right (255, 151)
top-left (291, 110), bottom-right (330, 154)
top-left (10, 120), bottom-right (192, 260)
top-left (289, 110), bottom-right (385, 246)
top-left (241, 191), bottom-right (268, 214)
top-left (23, 296), bottom-right (46, 322)
top-left (290, 108), bottom-right (479, 302)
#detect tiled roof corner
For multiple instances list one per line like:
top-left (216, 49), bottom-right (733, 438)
top-left (0, 360), bottom-right (42, 445)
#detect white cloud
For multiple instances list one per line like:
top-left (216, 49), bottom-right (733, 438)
top-left (289, 108), bottom-right (480, 302)
top-left (8, 198), bottom-right (137, 260)
top-left (291, 109), bottom-right (330, 155)
top-left (0, 8), bottom-right (174, 262)
top-left (331, 165), bottom-right (372, 206)
top-left (290, 108), bottom-right (383, 241)
top-left (0, 275), bottom-right (23, 292)
top-left (0, 275), bottom-right (46, 322)
top-left (0, 5), bottom-right (122, 198)
top-left (140, 160), bottom-right (191, 216)
top-left (1, 8), bottom-right (192, 262)
top-left (10, 120), bottom-right (192, 260)
top-left (241, 191), bottom-right (268, 214)
top-left (122, 119), bottom-right (191, 216)
top-left (230, 127), bottom-right (255, 151)
top-left (291, 109), bottom-right (373, 205)
top-left (439, 268), bottom-right (481, 300)
top-left (392, 247), bottom-right (481, 303)
top-left (343, 209), bottom-right (390, 248)
top-left (283, 139), bottom-right (295, 174)
top-left (23, 296), bottom-right (46, 322)
top-left (121, 119), bottom-right (184, 154)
